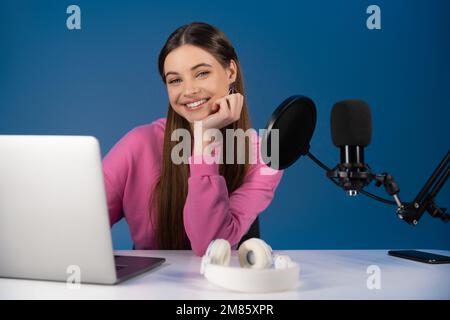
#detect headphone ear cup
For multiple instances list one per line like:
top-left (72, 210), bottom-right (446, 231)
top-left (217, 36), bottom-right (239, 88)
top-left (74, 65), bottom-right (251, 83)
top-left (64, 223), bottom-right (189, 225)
top-left (206, 239), bottom-right (231, 266)
top-left (238, 238), bottom-right (273, 269)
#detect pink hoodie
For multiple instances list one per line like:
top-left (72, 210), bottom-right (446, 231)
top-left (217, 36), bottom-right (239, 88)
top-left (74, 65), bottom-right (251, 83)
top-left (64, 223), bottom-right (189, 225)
top-left (102, 118), bottom-right (283, 256)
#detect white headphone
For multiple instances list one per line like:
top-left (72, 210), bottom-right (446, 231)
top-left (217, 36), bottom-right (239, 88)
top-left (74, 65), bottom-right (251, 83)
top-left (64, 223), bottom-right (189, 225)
top-left (200, 238), bottom-right (300, 293)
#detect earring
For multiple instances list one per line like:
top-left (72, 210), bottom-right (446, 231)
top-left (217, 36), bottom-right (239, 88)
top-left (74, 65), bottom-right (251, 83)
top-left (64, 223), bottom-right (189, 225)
top-left (228, 82), bottom-right (237, 95)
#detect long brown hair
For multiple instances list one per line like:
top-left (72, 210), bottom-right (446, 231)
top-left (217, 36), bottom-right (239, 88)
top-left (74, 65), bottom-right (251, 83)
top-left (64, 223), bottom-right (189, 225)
top-left (151, 22), bottom-right (252, 249)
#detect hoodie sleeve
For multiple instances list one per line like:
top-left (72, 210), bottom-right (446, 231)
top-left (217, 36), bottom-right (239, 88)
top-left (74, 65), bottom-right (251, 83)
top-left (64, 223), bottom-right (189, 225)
top-left (102, 133), bottom-right (130, 226)
top-left (183, 150), bottom-right (283, 256)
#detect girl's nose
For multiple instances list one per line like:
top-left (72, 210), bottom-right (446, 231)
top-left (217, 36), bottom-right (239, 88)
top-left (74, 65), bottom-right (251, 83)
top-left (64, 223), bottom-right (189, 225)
top-left (183, 81), bottom-right (200, 96)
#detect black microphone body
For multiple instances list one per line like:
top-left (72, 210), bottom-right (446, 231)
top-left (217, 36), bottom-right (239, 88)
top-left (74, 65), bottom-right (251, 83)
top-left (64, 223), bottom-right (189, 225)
top-left (328, 100), bottom-right (375, 195)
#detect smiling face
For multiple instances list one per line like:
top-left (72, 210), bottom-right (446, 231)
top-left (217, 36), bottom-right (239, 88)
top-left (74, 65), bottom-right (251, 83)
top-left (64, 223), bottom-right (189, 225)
top-left (163, 44), bottom-right (237, 124)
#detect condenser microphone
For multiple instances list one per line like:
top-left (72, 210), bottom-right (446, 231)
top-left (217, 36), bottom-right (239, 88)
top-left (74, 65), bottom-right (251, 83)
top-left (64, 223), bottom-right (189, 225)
top-left (327, 100), bottom-right (375, 195)
top-left (264, 95), bottom-right (448, 226)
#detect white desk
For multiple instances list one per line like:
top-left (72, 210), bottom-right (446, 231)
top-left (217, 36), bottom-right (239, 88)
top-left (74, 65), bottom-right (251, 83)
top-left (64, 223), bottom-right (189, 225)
top-left (1, 250), bottom-right (449, 299)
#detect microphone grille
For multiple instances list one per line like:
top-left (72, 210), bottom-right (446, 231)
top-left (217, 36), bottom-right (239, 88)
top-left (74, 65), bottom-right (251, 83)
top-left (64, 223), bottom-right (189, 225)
top-left (331, 100), bottom-right (372, 147)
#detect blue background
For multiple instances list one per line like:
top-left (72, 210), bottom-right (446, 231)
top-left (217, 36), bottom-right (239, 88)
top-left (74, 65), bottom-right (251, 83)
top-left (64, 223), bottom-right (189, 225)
top-left (1, 0), bottom-right (448, 250)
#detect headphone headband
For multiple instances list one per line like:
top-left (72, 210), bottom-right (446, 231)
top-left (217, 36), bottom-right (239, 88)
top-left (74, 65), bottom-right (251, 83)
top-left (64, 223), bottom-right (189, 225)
top-left (200, 238), bottom-right (300, 293)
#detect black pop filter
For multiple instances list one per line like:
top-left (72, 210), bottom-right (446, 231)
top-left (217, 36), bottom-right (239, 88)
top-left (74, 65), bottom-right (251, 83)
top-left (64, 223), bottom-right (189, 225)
top-left (262, 95), bottom-right (317, 170)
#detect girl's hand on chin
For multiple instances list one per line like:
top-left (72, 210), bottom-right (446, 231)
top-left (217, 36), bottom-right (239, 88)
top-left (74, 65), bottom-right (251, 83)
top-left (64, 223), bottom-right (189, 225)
top-left (202, 93), bottom-right (244, 130)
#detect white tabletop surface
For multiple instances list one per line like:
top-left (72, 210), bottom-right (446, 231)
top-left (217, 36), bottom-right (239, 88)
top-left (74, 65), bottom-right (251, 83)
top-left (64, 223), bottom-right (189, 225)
top-left (1, 249), bottom-right (449, 300)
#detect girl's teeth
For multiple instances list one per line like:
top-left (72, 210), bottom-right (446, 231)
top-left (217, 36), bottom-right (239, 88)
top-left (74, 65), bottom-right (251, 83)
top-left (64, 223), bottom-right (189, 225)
top-left (186, 99), bottom-right (207, 108)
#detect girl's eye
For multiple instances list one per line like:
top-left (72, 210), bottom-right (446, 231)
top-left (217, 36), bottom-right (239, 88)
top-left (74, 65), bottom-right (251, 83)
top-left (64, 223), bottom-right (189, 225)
top-left (168, 78), bottom-right (181, 84)
top-left (197, 71), bottom-right (210, 78)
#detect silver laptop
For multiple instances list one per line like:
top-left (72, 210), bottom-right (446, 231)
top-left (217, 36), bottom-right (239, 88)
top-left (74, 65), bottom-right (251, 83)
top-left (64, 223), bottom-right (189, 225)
top-left (0, 135), bottom-right (165, 284)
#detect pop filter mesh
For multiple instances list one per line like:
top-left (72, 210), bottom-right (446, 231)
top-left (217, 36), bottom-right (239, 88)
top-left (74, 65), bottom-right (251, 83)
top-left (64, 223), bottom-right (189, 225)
top-left (264, 96), bottom-right (316, 170)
